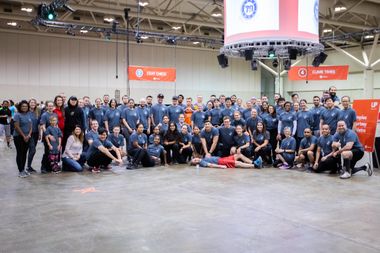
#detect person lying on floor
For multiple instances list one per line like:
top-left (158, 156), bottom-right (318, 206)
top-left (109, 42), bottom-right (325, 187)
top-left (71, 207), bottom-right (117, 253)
top-left (190, 153), bottom-right (256, 169)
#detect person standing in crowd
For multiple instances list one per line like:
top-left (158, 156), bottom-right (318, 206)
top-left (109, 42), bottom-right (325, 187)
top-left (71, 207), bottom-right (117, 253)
top-left (102, 94), bottom-right (110, 111)
top-left (167, 96), bottom-right (184, 123)
top-left (63, 96), bottom-right (84, 151)
top-left (231, 124), bottom-right (251, 158)
top-left (220, 97), bottom-right (234, 119)
top-left (231, 111), bottom-right (246, 129)
top-left (107, 125), bottom-right (127, 158)
top-left (209, 99), bottom-right (222, 126)
top-left (251, 121), bottom-right (272, 166)
top-left (45, 116), bottom-right (62, 173)
top-left (291, 93), bottom-right (299, 106)
top-left (39, 101), bottom-right (57, 173)
top-left (13, 100), bottom-right (32, 178)
top-left (235, 98), bottom-right (245, 115)
top-left (292, 102), bottom-right (300, 115)
top-left (262, 105), bottom-right (278, 162)
top-left (177, 114), bottom-right (191, 133)
top-left (242, 101), bottom-right (253, 120)
top-left (158, 115), bottom-right (170, 137)
top-left (86, 120), bottom-right (99, 148)
top-left (190, 153), bottom-right (256, 169)
top-left (295, 99), bottom-right (313, 148)
top-left (194, 95), bottom-right (205, 110)
top-left (26, 99), bottom-right (40, 173)
top-left (104, 99), bottom-right (121, 134)
top-left (246, 109), bottom-right (262, 138)
top-left (219, 95), bottom-right (226, 109)
top-left (82, 96), bottom-right (92, 130)
top-left (62, 125), bottom-right (85, 172)
top-left (328, 86), bottom-right (340, 106)
top-left (274, 127), bottom-right (296, 169)
top-left (320, 97), bottom-right (340, 135)
top-left (0, 100), bottom-right (12, 148)
top-left (87, 128), bottom-right (123, 173)
top-left (89, 98), bottom-right (105, 128)
top-left (150, 93), bottom-right (167, 128)
top-left (59, 92), bottom-right (67, 106)
top-left (260, 101), bottom-right (269, 116)
top-left (332, 121), bottom-right (371, 179)
top-left (191, 125), bottom-right (203, 158)
top-left (274, 93), bottom-right (281, 105)
top-left (147, 135), bottom-right (167, 166)
top-left (118, 95), bottom-right (129, 112)
top-left (177, 94), bottom-right (186, 109)
top-left (53, 95), bottom-right (65, 134)
top-left (204, 101), bottom-right (214, 120)
top-left (201, 121), bottom-right (219, 157)
top-left (146, 95), bottom-right (153, 109)
top-left (276, 97), bottom-right (285, 116)
top-left (121, 98), bottom-right (139, 144)
top-left (313, 124), bottom-right (336, 173)
top-left (310, 96), bottom-right (325, 136)
top-left (178, 125), bottom-right (193, 163)
top-left (295, 128), bottom-right (317, 171)
top-left (137, 98), bottom-right (151, 135)
top-left (184, 97), bottom-right (194, 125)
top-left (191, 104), bottom-right (206, 129)
top-left (277, 101), bottom-right (297, 141)
top-left (163, 122), bottom-right (181, 164)
top-left (339, 96), bottom-right (357, 130)
top-left (127, 123), bottom-right (154, 170)
top-left (217, 116), bottom-right (235, 157)
top-left (250, 97), bottom-right (261, 113)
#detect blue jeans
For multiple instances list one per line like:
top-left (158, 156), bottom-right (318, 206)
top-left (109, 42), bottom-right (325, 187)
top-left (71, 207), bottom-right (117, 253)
top-left (62, 155), bottom-right (85, 172)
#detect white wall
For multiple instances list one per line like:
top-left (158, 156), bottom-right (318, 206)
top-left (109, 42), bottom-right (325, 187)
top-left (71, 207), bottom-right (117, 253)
top-left (282, 46), bottom-right (380, 102)
top-left (0, 31), bottom-right (261, 103)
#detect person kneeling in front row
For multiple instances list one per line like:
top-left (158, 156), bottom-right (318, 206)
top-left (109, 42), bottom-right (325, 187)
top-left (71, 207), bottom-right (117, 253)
top-left (147, 135), bottom-right (168, 166)
top-left (332, 121), bottom-right (372, 179)
top-left (295, 128), bottom-right (317, 172)
top-left (62, 125), bottom-right (86, 172)
top-left (274, 127), bottom-right (296, 170)
top-left (190, 153), bottom-right (256, 169)
top-left (86, 128), bottom-right (123, 173)
top-left (127, 123), bottom-right (155, 170)
top-left (313, 124), bottom-right (337, 174)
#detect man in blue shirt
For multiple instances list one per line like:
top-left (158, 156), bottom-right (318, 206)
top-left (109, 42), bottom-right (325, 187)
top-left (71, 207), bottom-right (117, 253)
top-left (190, 153), bottom-right (256, 168)
top-left (209, 99), bottom-right (222, 126)
top-left (147, 135), bottom-right (167, 165)
top-left (107, 126), bottom-right (126, 157)
top-left (201, 121), bottom-right (219, 156)
top-left (218, 116), bottom-right (235, 157)
top-left (220, 97), bottom-right (235, 119)
top-left (339, 96), bottom-right (357, 130)
top-left (320, 97), bottom-right (340, 134)
top-left (167, 96), bottom-right (184, 123)
top-left (310, 96), bottom-right (325, 136)
top-left (89, 98), bottom-right (105, 127)
top-left (313, 124), bottom-right (336, 173)
top-left (332, 121), bottom-right (371, 179)
top-left (295, 128), bottom-right (317, 171)
top-left (246, 109), bottom-right (262, 136)
top-left (136, 98), bottom-right (151, 135)
top-left (191, 105), bottom-right (206, 129)
top-left (150, 93), bottom-right (167, 127)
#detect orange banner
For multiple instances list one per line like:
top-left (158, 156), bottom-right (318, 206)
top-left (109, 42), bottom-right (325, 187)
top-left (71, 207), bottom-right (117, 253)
top-left (288, 65), bottom-right (349, 81)
top-left (352, 99), bottom-right (380, 152)
top-left (128, 66), bottom-right (176, 82)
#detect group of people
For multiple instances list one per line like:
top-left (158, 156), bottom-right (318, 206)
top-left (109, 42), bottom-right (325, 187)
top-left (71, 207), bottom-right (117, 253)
top-left (0, 86), bottom-right (372, 179)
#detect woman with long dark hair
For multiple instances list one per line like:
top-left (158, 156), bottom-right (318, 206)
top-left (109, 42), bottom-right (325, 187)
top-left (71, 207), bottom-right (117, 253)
top-left (262, 105), bottom-right (278, 162)
top-left (53, 95), bottom-right (65, 134)
top-left (63, 96), bottom-right (84, 151)
top-left (252, 121), bottom-right (272, 166)
top-left (13, 100), bottom-right (32, 177)
top-left (62, 125), bottom-right (85, 172)
top-left (127, 123), bottom-right (154, 170)
top-left (104, 99), bottom-right (121, 133)
top-left (26, 98), bottom-right (41, 173)
top-left (163, 122), bottom-right (181, 164)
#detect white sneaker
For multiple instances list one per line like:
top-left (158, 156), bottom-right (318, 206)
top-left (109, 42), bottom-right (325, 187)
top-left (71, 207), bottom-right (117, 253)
top-left (365, 163), bottom-right (373, 176)
top-left (340, 171), bottom-right (351, 179)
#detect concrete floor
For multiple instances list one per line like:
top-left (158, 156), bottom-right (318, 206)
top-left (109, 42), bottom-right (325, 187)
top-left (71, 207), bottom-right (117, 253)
top-left (0, 142), bottom-right (379, 253)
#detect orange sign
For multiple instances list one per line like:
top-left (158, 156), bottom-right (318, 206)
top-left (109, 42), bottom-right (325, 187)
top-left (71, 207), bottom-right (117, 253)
top-left (128, 66), bottom-right (176, 82)
top-left (288, 65), bottom-right (349, 81)
top-left (352, 99), bottom-right (380, 152)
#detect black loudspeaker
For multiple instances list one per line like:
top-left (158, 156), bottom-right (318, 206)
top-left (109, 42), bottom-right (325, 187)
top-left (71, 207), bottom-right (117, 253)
top-left (288, 48), bottom-right (298, 60)
top-left (312, 52), bottom-right (328, 67)
top-left (244, 49), bottom-right (253, 61)
top-left (217, 54), bottom-right (228, 68)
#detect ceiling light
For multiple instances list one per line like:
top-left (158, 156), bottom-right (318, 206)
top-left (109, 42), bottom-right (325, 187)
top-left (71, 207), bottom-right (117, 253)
top-left (334, 1), bottom-right (346, 13)
top-left (172, 25), bottom-right (181, 30)
top-left (141, 35), bottom-right (149, 39)
top-left (323, 28), bottom-right (332, 33)
top-left (364, 34), bottom-right (374, 39)
top-left (21, 6), bottom-right (33, 13)
top-left (80, 30), bottom-right (88, 34)
top-left (7, 21), bottom-right (17, 27)
top-left (211, 7), bottom-right (222, 17)
top-left (193, 41), bottom-right (200, 45)
top-left (139, 0), bottom-right (149, 7)
top-left (103, 16), bottom-right (114, 22)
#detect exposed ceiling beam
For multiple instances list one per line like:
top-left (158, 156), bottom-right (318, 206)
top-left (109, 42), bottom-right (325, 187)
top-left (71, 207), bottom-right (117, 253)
top-left (319, 18), bottom-right (376, 30)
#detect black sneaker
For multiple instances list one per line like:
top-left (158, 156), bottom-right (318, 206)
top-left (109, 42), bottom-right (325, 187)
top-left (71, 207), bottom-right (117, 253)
top-left (27, 167), bottom-right (37, 173)
top-left (365, 163), bottom-right (373, 176)
top-left (126, 164), bottom-right (138, 170)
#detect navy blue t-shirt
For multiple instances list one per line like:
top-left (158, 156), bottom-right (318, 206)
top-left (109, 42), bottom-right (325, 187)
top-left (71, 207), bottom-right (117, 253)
top-left (262, 114), bottom-right (278, 131)
top-left (150, 103), bottom-right (167, 126)
top-left (221, 108), bottom-right (234, 119)
top-left (252, 130), bottom-right (270, 145)
top-left (333, 129), bottom-right (363, 151)
top-left (279, 111), bottom-right (296, 134)
top-left (89, 107), bottom-right (105, 127)
top-left (128, 132), bottom-right (148, 151)
top-left (234, 134), bottom-right (250, 148)
top-left (209, 108), bottom-right (222, 125)
top-left (137, 107), bottom-right (150, 130)
top-left (339, 108), bottom-right (357, 130)
top-left (122, 108), bottom-right (139, 130)
top-left (310, 105), bottom-right (326, 131)
top-left (318, 135), bottom-right (334, 156)
top-left (147, 144), bottom-right (164, 157)
top-left (296, 111), bottom-right (314, 138)
top-left (299, 135), bottom-right (318, 149)
top-left (86, 139), bottom-right (113, 160)
top-left (179, 132), bottom-right (192, 144)
top-left (104, 108), bottom-right (121, 132)
top-left (200, 127), bottom-right (219, 146)
top-left (85, 130), bottom-right (99, 143)
top-left (14, 112), bottom-right (32, 137)
top-left (192, 133), bottom-right (201, 145)
top-left (218, 126), bottom-right (235, 147)
top-left (45, 126), bottom-right (62, 154)
top-left (107, 134), bottom-right (125, 148)
top-left (167, 105), bottom-right (184, 123)
top-left (191, 111), bottom-right (206, 129)
top-left (246, 116), bottom-right (262, 134)
top-left (320, 107), bottom-right (340, 134)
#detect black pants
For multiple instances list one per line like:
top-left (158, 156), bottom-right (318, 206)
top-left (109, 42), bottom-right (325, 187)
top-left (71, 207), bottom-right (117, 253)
top-left (315, 156), bottom-right (338, 173)
top-left (164, 143), bottom-right (180, 163)
top-left (87, 150), bottom-right (116, 167)
top-left (268, 129), bottom-right (277, 160)
top-left (252, 144), bottom-right (272, 163)
top-left (27, 132), bottom-right (39, 168)
top-left (14, 136), bottom-right (30, 172)
top-left (178, 147), bottom-right (193, 163)
top-left (129, 148), bottom-right (155, 167)
top-left (41, 139), bottom-right (52, 172)
top-left (192, 143), bottom-right (203, 157)
top-left (344, 149), bottom-right (365, 174)
top-left (218, 144), bottom-right (232, 157)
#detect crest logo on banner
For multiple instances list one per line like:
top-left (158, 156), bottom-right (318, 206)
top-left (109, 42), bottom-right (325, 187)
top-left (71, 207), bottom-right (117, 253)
top-left (314, 0), bottom-right (319, 22)
top-left (241, 0), bottom-right (257, 20)
top-left (135, 69), bottom-right (144, 78)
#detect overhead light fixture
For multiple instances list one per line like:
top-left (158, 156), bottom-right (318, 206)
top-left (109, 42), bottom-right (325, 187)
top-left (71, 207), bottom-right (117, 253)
top-left (172, 24), bottom-right (181, 30)
top-left (103, 16), bottom-right (115, 22)
top-left (211, 7), bottom-right (222, 17)
top-left (80, 30), bottom-right (88, 34)
top-left (268, 48), bottom-right (275, 59)
top-left (7, 21), bottom-right (17, 27)
top-left (272, 59), bottom-right (279, 68)
top-left (193, 41), bottom-right (200, 45)
top-left (38, 4), bottom-right (57, 20)
top-left (21, 6), bottom-right (33, 13)
top-left (283, 59), bottom-right (291, 71)
top-left (141, 35), bottom-right (149, 39)
top-left (312, 52), bottom-right (328, 67)
top-left (364, 34), bottom-right (374, 39)
top-left (217, 54), bottom-right (228, 68)
top-left (166, 37), bottom-right (176, 45)
top-left (323, 28), bottom-right (332, 33)
top-left (251, 59), bottom-right (258, 71)
top-left (334, 0), bottom-right (347, 13)
top-left (138, 0), bottom-right (149, 7)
